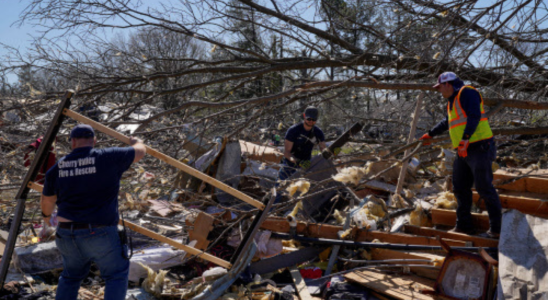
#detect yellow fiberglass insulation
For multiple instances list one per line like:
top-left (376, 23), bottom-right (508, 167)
top-left (286, 180), bottom-right (310, 197)
top-left (409, 204), bottom-right (432, 227)
top-left (332, 166), bottom-right (367, 185)
top-left (434, 191), bottom-right (458, 210)
top-left (140, 263), bottom-right (169, 298)
top-left (333, 209), bottom-right (346, 225)
top-left (366, 201), bottom-right (386, 218)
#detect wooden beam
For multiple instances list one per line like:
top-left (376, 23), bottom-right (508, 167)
top-left (370, 248), bottom-right (443, 280)
top-left (473, 191), bottom-right (548, 218)
top-left (27, 182), bottom-right (232, 269)
top-left (493, 170), bottom-right (548, 194)
top-left (430, 208), bottom-right (490, 231)
top-left (402, 225), bottom-right (498, 248)
top-left (63, 109), bottom-right (265, 210)
top-left (121, 219), bottom-right (232, 269)
top-left (290, 267), bottom-right (313, 300)
top-left (261, 217), bottom-right (466, 247)
top-left (344, 269), bottom-right (435, 300)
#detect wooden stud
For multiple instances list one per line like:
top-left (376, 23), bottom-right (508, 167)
top-left (261, 217), bottom-right (466, 247)
top-left (121, 219), bottom-right (232, 269)
top-left (402, 225), bottom-right (498, 248)
top-left (430, 208), bottom-right (490, 231)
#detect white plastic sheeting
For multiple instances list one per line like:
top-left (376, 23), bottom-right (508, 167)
top-left (498, 210), bottom-right (548, 299)
top-left (128, 243), bottom-right (194, 282)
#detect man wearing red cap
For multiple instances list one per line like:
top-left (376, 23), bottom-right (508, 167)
top-left (420, 72), bottom-right (501, 239)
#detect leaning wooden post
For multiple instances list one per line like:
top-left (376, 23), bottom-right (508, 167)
top-left (390, 92), bottom-right (424, 206)
top-left (0, 91), bottom-right (74, 288)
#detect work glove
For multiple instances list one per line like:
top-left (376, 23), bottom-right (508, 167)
top-left (299, 160), bottom-right (311, 170)
top-left (419, 133), bottom-right (433, 146)
top-left (457, 139), bottom-right (469, 158)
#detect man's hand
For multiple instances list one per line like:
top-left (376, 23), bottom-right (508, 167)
top-left (419, 133), bottom-right (433, 146)
top-left (457, 139), bottom-right (469, 158)
top-left (129, 136), bottom-right (143, 145)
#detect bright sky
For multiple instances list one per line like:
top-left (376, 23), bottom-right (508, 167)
top-left (0, 1), bottom-right (37, 82)
top-left (0, 1), bottom-right (35, 53)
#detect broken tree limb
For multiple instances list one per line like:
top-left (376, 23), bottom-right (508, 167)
top-left (26, 182), bottom-right (232, 269)
top-left (384, 125), bottom-right (548, 160)
top-left (63, 108), bottom-right (265, 210)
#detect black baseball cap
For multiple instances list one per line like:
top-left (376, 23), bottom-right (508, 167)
top-left (304, 106), bottom-right (319, 120)
top-left (69, 124), bottom-right (95, 141)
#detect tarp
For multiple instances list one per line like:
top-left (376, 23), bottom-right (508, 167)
top-left (498, 210), bottom-right (548, 299)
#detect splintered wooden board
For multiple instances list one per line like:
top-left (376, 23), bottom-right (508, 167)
top-left (493, 169), bottom-right (548, 194)
top-left (472, 190), bottom-right (548, 218)
top-left (430, 208), bottom-right (490, 231)
top-left (344, 269), bottom-right (435, 300)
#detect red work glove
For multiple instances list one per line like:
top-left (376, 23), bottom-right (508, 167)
top-left (457, 139), bottom-right (469, 158)
top-left (419, 133), bottom-right (433, 145)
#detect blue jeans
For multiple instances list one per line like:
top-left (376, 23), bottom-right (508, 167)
top-left (275, 159), bottom-right (300, 203)
top-left (55, 225), bottom-right (129, 300)
top-left (452, 139), bottom-right (501, 233)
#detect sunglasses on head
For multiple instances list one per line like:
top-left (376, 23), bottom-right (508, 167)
top-left (306, 118), bottom-right (316, 122)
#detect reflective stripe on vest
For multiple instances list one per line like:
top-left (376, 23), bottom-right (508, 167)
top-left (447, 86), bottom-right (493, 148)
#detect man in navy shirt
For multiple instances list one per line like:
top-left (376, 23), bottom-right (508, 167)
top-left (275, 107), bottom-right (326, 202)
top-left (41, 124), bottom-right (146, 300)
top-left (420, 72), bottom-right (501, 239)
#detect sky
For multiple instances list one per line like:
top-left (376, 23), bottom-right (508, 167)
top-left (0, 1), bottom-right (37, 82)
top-left (0, 1), bottom-right (36, 53)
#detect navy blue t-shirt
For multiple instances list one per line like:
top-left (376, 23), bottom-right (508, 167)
top-left (285, 123), bottom-right (325, 161)
top-left (43, 146), bottom-right (135, 226)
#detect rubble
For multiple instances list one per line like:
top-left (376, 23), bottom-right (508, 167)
top-left (3, 99), bottom-right (548, 300)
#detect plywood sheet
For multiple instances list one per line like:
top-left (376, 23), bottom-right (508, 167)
top-left (344, 269), bottom-right (435, 300)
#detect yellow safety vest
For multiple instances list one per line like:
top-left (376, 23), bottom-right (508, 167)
top-left (448, 86), bottom-right (493, 148)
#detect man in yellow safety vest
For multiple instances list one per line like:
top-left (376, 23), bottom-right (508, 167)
top-left (420, 72), bottom-right (501, 239)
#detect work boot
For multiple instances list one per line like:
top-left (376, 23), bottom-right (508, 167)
top-left (447, 226), bottom-right (474, 235)
top-left (477, 230), bottom-right (500, 239)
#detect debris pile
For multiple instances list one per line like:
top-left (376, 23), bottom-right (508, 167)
top-left (1, 104), bottom-right (548, 300)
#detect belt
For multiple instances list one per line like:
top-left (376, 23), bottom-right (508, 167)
top-left (58, 222), bottom-right (107, 230)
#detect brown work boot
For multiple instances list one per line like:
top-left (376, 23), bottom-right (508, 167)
top-left (477, 230), bottom-right (500, 239)
top-left (447, 226), bottom-right (474, 235)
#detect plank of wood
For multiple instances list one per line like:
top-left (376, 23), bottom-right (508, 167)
top-left (344, 269), bottom-right (435, 300)
top-left (402, 225), bottom-right (499, 248)
top-left (493, 169), bottom-right (548, 194)
top-left (430, 208), bottom-right (490, 231)
top-left (370, 248), bottom-right (443, 280)
top-left (121, 219), bottom-right (232, 269)
top-left (63, 109), bottom-right (265, 210)
top-left (290, 267), bottom-right (313, 300)
top-left (472, 190), bottom-right (548, 218)
top-left (187, 212), bottom-right (215, 250)
top-left (393, 93), bottom-right (423, 203)
top-left (261, 217), bottom-right (466, 247)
